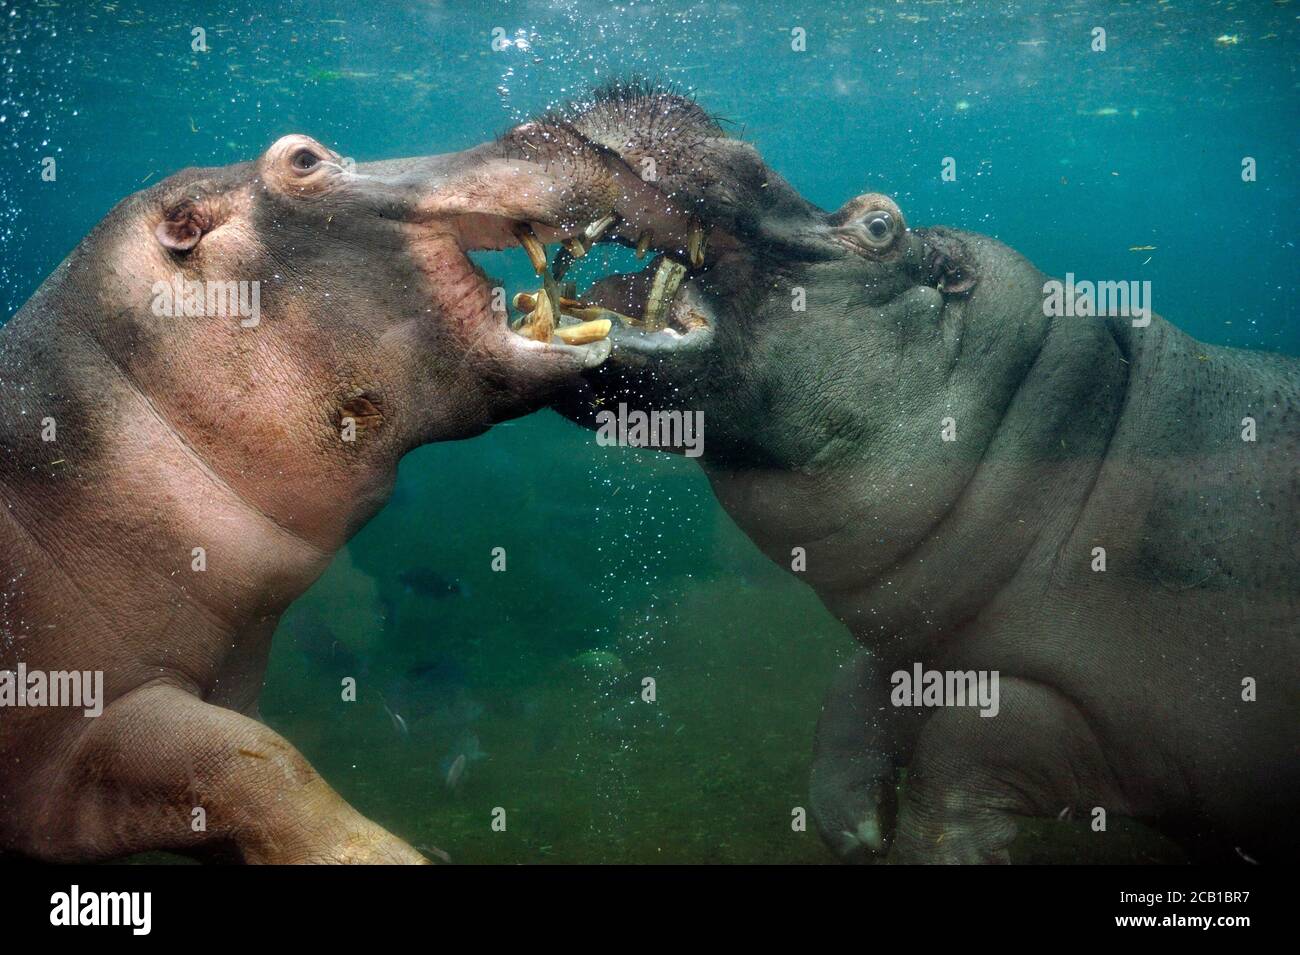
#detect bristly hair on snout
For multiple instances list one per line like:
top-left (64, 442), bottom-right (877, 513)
top-left (493, 77), bottom-right (739, 163)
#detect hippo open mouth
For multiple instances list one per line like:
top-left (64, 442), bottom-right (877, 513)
top-left (396, 221), bottom-right (616, 372)
top-left (402, 87), bottom-right (740, 367)
top-left (443, 192), bottom-right (718, 360)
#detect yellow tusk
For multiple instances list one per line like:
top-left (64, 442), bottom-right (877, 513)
top-left (514, 290), bottom-right (585, 314)
top-left (522, 287), bottom-right (556, 342)
top-left (582, 213), bottom-right (617, 246)
top-left (554, 318), bottom-right (612, 345)
top-left (564, 304), bottom-right (636, 325)
top-left (514, 223), bottom-right (548, 274)
top-left (687, 219), bottom-right (708, 268)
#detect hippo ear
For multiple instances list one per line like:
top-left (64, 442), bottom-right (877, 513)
top-left (155, 200), bottom-right (213, 253)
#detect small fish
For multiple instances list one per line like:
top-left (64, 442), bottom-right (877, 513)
top-left (383, 702), bottom-right (410, 739)
top-left (1214, 34), bottom-right (1241, 47)
top-left (445, 753), bottom-right (467, 791)
top-left (439, 730), bottom-right (488, 791)
top-left (1128, 245), bottom-right (1157, 251)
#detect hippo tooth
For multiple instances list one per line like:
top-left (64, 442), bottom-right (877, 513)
top-left (514, 223), bottom-right (548, 274)
top-left (562, 237), bottom-right (588, 259)
top-left (514, 289), bottom-right (585, 314)
top-left (635, 230), bottom-right (653, 260)
top-left (582, 213), bottom-right (617, 246)
top-left (644, 258), bottom-right (687, 331)
top-left (565, 304), bottom-right (637, 326)
top-left (541, 270), bottom-right (563, 306)
top-left (687, 219), bottom-right (708, 268)
top-left (515, 290), bottom-right (635, 328)
top-left (554, 318), bottom-right (612, 345)
top-left (520, 285), bottom-right (556, 342)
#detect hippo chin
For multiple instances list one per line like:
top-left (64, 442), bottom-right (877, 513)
top-left (0, 134), bottom-right (609, 863)
top-left (475, 85), bottom-right (1297, 864)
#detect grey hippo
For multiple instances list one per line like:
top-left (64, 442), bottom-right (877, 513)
top-left (0, 133), bottom-right (611, 863)
top-left (494, 85), bottom-right (1296, 864)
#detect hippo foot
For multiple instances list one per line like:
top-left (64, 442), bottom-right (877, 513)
top-left (878, 677), bottom-right (1122, 865)
top-left (810, 777), bottom-right (897, 864)
top-left (24, 684), bottom-right (432, 866)
top-left (808, 650), bottom-right (913, 863)
top-left (249, 816), bottom-right (432, 865)
top-left (888, 804), bottom-right (1016, 865)
top-left (238, 776), bottom-right (432, 865)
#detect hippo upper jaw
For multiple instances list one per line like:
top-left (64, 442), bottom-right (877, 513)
top-left (359, 149), bottom-right (620, 340)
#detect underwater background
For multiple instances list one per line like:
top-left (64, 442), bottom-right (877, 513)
top-left (1, 0), bottom-right (1295, 863)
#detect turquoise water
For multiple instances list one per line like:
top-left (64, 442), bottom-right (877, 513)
top-left (1, 0), bottom-right (1294, 863)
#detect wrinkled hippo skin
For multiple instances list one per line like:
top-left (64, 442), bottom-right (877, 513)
top-left (487, 86), bottom-right (1297, 863)
top-left (0, 135), bottom-right (609, 863)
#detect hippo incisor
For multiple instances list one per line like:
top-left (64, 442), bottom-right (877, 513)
top-left (0, 134), bottom-right (612, 863)
top-left (471, 84), bottom-right (1297, 864)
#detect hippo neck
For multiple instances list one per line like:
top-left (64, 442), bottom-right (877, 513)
top-left (703, 290), bottom-right (1135, 652)
top-left (0, 284), bottom-right (339, 696)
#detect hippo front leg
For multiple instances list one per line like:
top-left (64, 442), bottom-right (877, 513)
top-left (810, 650), bottom-right (925, 862)
top-left (889, 677), bottom-right (1127, 864)
top-left (32, 684), bottom-right (428, 864)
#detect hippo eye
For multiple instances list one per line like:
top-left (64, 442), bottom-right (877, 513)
top-left (831, 192), bottom-right (906, 256)
top-left (290, 148), bottom-right (321, 172)
top-left (865, 212), bottom-right (894, 243)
